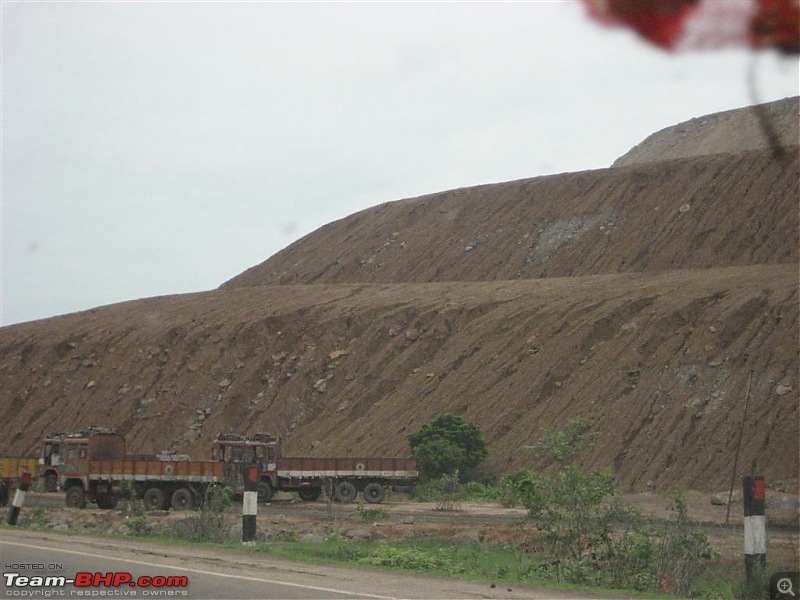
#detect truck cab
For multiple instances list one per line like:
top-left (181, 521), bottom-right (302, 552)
top-left (41, 429), bottom-right (122, 492)
top-left (209, 433), bottom-right (279, 501)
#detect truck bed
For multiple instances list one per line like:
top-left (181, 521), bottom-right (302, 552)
top-left (276, 457), bottom-right (417, 479)
top-left (0, 457), bottom-right (39, 481)
top-left (85, 459), bottom-right (224, 482)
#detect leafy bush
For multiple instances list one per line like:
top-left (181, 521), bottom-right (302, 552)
top-left (433, 472), bottom-right (464, 511)
top-left (411, 438), bottom-right (467, 481)
top-left (514, 418), bottom-right (718, 595)
top-left (655, 489), bottom-right (720, 596)
top-left (460, 481), bottom-right (500, 501)
top-left (172, 485), bottom-right (234, 543)
top-left (497, 469), bottom-right (539, 508)
top-left (357, 502), bottom-right (389, 522)
top-left (408, 414), bottom-right (488, 481)
top-left (359, 544), bottom-right (452, 570)
top-left (125, 514), bottom-right (150, 535)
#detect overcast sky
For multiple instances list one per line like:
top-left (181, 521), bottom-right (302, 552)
top-left (2, 1), bottom-right (797, 326)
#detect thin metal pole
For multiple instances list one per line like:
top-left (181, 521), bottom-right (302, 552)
top-left (726, 370), bottom-right (754, 526)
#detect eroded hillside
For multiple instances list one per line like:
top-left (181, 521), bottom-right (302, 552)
top-left (1, 263), bottom-right (796, 491)
top-left (1, 100), bottom-right (797, 492)
top-left (613, 96), bottom-right (799, 167)
top-left (222, 147), bottom-right (798, 288)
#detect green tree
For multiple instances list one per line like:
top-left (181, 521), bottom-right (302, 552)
top-left (408, 414), bottom-right (487, 481)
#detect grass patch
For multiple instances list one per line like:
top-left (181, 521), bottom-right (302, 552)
top-left (3, 521), bottom-right (753, 599)
top-left (246, 534), bottom-right (671, 597)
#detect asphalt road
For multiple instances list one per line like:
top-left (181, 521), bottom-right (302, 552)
top-left (1, 535), bottom-right (355, 599)
top-left (0, 529), bottom-right (616, 600)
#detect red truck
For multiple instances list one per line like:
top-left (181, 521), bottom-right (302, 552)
top-left (58, 430), bottom-right (417, 510)
top-left (212, 433), bottom-right (418, 504)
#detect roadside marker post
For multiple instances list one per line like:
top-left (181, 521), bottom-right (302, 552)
top-left (242, 465), bottom-right (258, 544)
top-left (743, 475), bottom-right (766, 582)
top-left (6, 470), bottom-right (32, 525)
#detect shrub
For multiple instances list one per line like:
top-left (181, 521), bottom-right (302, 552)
top-left (357, 502), bottom-right (389, 522)
top-left (359, 544), bottom-right (452, 570)
top-left (516, 418), bottom-right (718, 595)
top-left (173, 485), bottom-right (234, 543)
top-left (655, 489), bottom-right (720, 596)
top-left (497, 468), bottom-right (539, 508)
top-left (408, 414), bottom-right (488, 481)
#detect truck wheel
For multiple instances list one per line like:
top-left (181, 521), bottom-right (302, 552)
top-left (143, 487), bottom-right (166, 511)
top-left (96, 495), bottom-right (118, 509)
top-left (333, 480), bottom-right (357, 503)
top-left (44, 472), bottom-right (58, 492)
top-left (298, 487), bottom-right (321, 502)
top-left (257, 482), bottom-right (274, 503)
top-left (65, 486), bottom-right (86, 509)
top-left (171, 488), bottom-right (194, 511)
top-left (363, 482), bottom-right (386, 504)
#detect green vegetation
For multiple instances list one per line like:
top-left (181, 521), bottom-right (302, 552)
top-left (493, 417), bottom-right (720, 594)
top-left (356, 501), bottom-right (389, 522)
top-left (173, 484), bottom-right (234, 543)
top-left (408, 414), bottom-right (488, 481)
top-left (249, 535), bottom-right (607, 590)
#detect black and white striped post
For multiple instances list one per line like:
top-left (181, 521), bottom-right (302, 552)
top-left (6, 470), bottom-right (32, 526)
top-left (743, 475), bottom-right (766, 581)
top-left (242, 465), bottom-right (258, 544)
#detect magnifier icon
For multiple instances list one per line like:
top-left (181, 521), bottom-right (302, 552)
top-left (778, 578), bottom-right (796, 597)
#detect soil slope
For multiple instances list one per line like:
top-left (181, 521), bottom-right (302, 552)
top-left (1, 99), bottom-right (798, 492)
top-left (613, 96), bottom-right (799, 167)
top-left (222, 147), bottom-right (797, 288)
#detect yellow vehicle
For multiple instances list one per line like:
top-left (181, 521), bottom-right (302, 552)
top-left (0, 456), bottom-right (39, 505)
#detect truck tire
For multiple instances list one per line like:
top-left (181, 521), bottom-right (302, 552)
top-left (333, 480), bottom-right (357, 503)
top-left (43, 471), bottom-right (58, 493)
top-left (257, 482), bottom-right (274, 503)
top-left (143, 487), bottom-right (167, 511)
top-left (171, 488), bottom-right (194, 511)
top-left (298, 487), bottom-right (321, 502)
top-left (96, 495), bottom-right (118, 509)
top-left (65, 486), bottom-right (86, 509)
top-left (363, 482), bottom-right (386, 504)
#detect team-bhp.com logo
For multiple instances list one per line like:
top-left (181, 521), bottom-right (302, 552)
top-left (4, 572), bottom-right (188, 596)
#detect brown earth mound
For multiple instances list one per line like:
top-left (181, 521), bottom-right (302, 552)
top-left (1, 101), bottom-right (798, 493)
top-left (613, 96), bottom-right (799, 167)
top-left (222, 147), bottom-right (798, 288)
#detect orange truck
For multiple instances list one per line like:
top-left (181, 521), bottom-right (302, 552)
top-left (211, 433), bottom-right (418, 504)
top-left (58, 430), bottom-right (417, 510)
top-left (58, 429), bottom-right (233, 510)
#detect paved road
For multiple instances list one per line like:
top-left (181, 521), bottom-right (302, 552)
top-left (0, 530), bottom-right (619, 599)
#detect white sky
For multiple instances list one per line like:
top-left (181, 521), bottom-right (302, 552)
top-left (1, 1), bottom-right (798, 326)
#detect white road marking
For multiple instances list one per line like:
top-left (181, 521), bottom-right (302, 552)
top-left (1, 540), bottom-right (397, 599)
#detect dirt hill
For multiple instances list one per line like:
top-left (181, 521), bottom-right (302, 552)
top-left (613, 96), bottom-right (799, 167)
top-left (221, 147), bottom-right (797, 288)
top-left (1, 100), bottom-right (797, 493)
